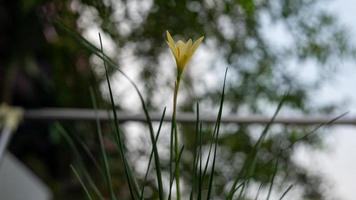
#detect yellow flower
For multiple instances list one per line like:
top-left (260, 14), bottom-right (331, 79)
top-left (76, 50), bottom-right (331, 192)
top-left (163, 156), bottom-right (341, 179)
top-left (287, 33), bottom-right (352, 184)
top-left (166, 31), bottom-right (204, 75)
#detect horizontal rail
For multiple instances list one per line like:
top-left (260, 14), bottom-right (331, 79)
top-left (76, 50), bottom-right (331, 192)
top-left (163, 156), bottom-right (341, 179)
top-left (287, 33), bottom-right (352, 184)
top-left (22, 108), bottom-right (355, 125)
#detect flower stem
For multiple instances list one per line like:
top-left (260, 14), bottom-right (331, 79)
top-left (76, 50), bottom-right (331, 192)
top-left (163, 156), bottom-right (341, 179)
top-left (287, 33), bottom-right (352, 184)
top-left (171, 75), bottom-right (181, 200)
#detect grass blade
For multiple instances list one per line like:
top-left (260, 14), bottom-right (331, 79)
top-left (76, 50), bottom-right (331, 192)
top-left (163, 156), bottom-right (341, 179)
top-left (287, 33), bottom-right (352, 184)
top-left (279, 184), bottom-right (293, 200)
top-left (202, 125), bottom-right (217, 179)
top-left (56, 26), bottom-right (164, 193)
top-left (266, 159), bottom-right (279, 200)
top-left (254, 182), bottom-right (264, 200)
top-left (140, 107), bottom-right (166, 200)
top-left (90, 87), bottom-right (116, 200)
top-left (233, 181), bottom-right (246, 197)
top-left (55, 123), bottom-right (105, 199)
top-left (286, 112), bottom-right (348, 149)
top-left (168, 145), bottom-right (185, 200)
top-left (197, 121), bottom-right (203, 200)
top-left (99, 33), bottom-right (139, 199)
top-left (71, 131), bottom-right (104, 177)
top-left (71, 165), bottom-right (94, 200)
top-left (87, 31), bottom-right (165, 199)
top-left (206, 68), bottom-right (228, 200)
top-left (227, 96), bottom-right (286, 199)
top-left (190, 102), bottom-right (200, 200)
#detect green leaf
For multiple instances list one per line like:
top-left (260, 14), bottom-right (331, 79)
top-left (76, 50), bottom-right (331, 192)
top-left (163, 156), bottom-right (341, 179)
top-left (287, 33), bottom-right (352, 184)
top-left (207, 68), bottom-right (228, 200)
top-left (99, 33), bottom-right (140, 199)
top-left (71, 165), bottom-right (94, 200)
top-left (90, 87), bottom-right (116, 200)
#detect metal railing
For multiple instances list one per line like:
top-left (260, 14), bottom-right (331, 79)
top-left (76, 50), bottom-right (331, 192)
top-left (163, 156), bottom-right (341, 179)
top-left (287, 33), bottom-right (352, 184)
top-left (0, 107), bottom-right (354, 162)
top-left (24, 108), bottom-right (354, 125)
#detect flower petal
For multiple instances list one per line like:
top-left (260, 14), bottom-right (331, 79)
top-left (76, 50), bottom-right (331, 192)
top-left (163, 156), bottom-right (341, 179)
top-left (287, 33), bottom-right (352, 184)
top-left (176, 40), bottom-right (186, 58)
top-left (184, 39), bottom-right (193, 55)
top-left (166, 31), bottom-right (204, 73)
top-left (166, 31), bottom-right (179, 59)
top-left (190, 36), bottom-right (204, 55)
top-left (166, 31), bottom-right (176, 47)
top-left (167, 41), bottom-right (178, 59)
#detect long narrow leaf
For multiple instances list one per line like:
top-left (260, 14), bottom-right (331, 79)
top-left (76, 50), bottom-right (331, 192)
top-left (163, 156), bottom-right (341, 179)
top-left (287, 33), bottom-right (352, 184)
top-left (57, 24), bottom-right (164, 198)
top-left (55, 123), bottom-right (105, 200)
top-left (207, 68), bottom-right (228, 200)
top-left (90, 87), bottom-right (116, 200)
top-left (190, 102), bottom-right (200, 200)
top-left (287, 112), bottom-right (348, 149)
top-left (279, 184), bottom-right (293, 200)
top-left (99, 33), bottom-right (139, 199)
top-left (266, 159), bottom-right (279, 200)
top-left (168, 145), bottom-right (185, 200)
top-left (71, 130), bottom-right (104, 178)
top-left (232, 181), bottom-right (246, 197)
top-left (89, 31), bottom-right (165, 199)
top-left (227, 96), bottom-right (286, 199)
top-left (254, 182), bottom-right (264, 200)
top-left (197, 121), bottom-right (203, 200)
top-left (254, 183), bottom-right (264, 200)
top-left (140, 107), bottom-right (166, 200)
top-left (71, 165), bottom-right (94, 200)
top-left (202, 119), bottom-right (219, 178)
top-left (57, 23), bottom-right (164, 199)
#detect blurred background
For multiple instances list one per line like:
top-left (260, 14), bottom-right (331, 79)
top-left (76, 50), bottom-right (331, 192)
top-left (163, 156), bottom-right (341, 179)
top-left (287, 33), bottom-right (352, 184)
top-left (0, 0), bottom-right (356, 199)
